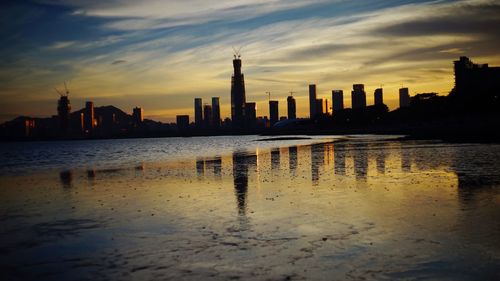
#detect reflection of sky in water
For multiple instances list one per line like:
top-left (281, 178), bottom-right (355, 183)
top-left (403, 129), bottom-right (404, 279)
top-left (0, 137), bottom-right (499, 280)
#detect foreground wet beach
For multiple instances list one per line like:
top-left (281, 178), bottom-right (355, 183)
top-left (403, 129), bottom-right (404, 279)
top-left (1, 136), bottom-right (499, 280)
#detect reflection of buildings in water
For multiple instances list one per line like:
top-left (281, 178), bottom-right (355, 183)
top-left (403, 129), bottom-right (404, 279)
top-left (311, 143), bottom-right (325, 185)
top-left (86, 169), bottom-right (96, 185)
top-left (454, 165), bottom-right (500, 204)
top-left (323, 143), bottom-right (334, 167)
top-left (288, 146), bottom-right (298, 174)
top-left (59, 170), bottom-right (73, 188)
top-left (232, 151), bottom-right (257, 216)
top-left (197, 157), bottom-right (223, 178)
top-left (334, 143), bottom-right (346, 175)
top-left (271, 148), bottom-right (280, 171)
top-left (205, 156), bottom-right (222, 178)
top-left (352, 143), bottom-right (368, 180)
top-left (196, 158), bottom-right (205, 178)
top-left (135, 163), bottom-right (145, 171)
top-left (375, 143), bottom-right (388, 174)
top-left (401, 146), bottom-right (411, 173)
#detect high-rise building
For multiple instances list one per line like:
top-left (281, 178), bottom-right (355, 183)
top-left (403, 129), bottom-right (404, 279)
top-left (211, 97), bottom-right (221, 127)
top-left (452, 56), bottom-right (500, 101)
top-left (203, 104), bottom-right (213, 128)
top-left (57, 95), bottom-right (71, 132)
top-left (399, 88), bottom-right (410, 108)
top-left (351, 84), bottom-right (366, 109)
top-left (309, 84), bottom-right (317, 119)
top-left (194, 98), bottom-right (203, 128)
top-left (84, 101), bottom-right (94, 132)
top-left (287, 96), bottom-right (296, 120)
top-left (132, 107), bottom-right (144, 125)
top-left (269, 100), bottom-right (279, 126)
top-left (332, 90), bottom-right (344, 112)
top-left (374, 88), bottom-right (384, 105)
top-left (245, 102), bottom-right (257, 128)
top-left (176, 115), bottom-right (189, 131)
top-left (230, 56), bottom-right (246, 128)
top-left (316, 98), bottom-right (326, 116)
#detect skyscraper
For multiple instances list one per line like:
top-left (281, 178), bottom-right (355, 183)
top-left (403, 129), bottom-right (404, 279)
top-left (269, 100), bottom-right (279, 126)
top-left (84, 101), bottom-right (94, 132)
top-left (203, 104), bottom-right (213, 128)
top-left (132, 107), bottom-right (144, 125)
top-left (57, 95), bottom-right (71, 132)
top-left (287, 96), bottom-right (296, 120)
top-left (316, 98), bottom-right (326, 116)
top-left (176, 115), bottom-right (189, 131)
top-left (351, 84), bottom-right (366, 109)
top-left (332, 90), bottom-right (344, 112)
top-left (399, 88), bottom-right (410, 108)
top-left (230, 56), bottom-right (246, 128)
top-left (211, 97), bottom-right (221, 128)
top-left (374, 88), bottom-right (384, 105)
top-left (194, 98), bottom-right (203, 128)
top-left (452, 56), bottom-right (500, 101)
top-left (309, 84), bottom-right (317, 119)
top-left (245, 102), bottom-right (256, 128)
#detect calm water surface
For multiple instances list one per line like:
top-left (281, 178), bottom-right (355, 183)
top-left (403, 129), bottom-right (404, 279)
top-left (0, 135), bottom-right (499, 280)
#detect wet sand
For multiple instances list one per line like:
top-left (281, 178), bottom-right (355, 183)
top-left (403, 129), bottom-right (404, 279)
top-left (0, 138), bottom-right (499, 280)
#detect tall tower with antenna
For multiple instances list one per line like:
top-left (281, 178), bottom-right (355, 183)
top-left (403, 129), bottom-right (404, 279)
top-left (56, 82), bottom-right (71, 133)
top-left (230, 47), bottom-right (246, 129)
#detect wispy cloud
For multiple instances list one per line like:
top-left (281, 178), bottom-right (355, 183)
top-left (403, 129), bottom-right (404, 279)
top-left (111, 59), bottom-right (127, 65)
top-left (46, 40), bottom-right (77, 50)
top-left (2, 0), bottom-right (500, 122)
top-left (40, 0), bottom-right (329, 30)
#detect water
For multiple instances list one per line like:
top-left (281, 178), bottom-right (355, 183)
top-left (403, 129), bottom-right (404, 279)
top-left (0, 135), bottom-right (349, 174)
top-left (0, 135), bottom-right (499, 280)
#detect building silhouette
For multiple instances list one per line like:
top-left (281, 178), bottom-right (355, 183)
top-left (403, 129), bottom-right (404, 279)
top-left (316, 98), bottom-right (327, 116)
top-left (211, 97), bottom-right (221, 128)
top-left (269, 100), bottom-right (279, 126)
top-left (176, 115), bottom-right (189, 131)
top-left (194, 98), bottom-right (203, 128)
top-left (309, 84), bottom-right (317, 119)
top-left (351, 84), bottom-right (366, 109)
top-left (399, 88), bottom-right (410, 108)
top-left (230, 56), bottom-right (246, 129)
top-left (287, 96), bottom-right (296, 120)
top-left (452, 56), bottom-right (500, 102)
top-left (203, 104), bottom-right (213, 128)
top-left (374, 88), bottom-right (384, 105)
top-left (245, 102), bottom-right (256, 128)
top-left (332, 90), bottom-right (344, 112)
top-left (132, 107), bottom-right (143, 126)
top-left (84, 101), bottom-right (95, 132)
top-left (57, 95), bottom-right (71, 132)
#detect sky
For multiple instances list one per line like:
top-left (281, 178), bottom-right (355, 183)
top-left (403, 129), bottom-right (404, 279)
top-left (1, 0), bottom-right (499, 123)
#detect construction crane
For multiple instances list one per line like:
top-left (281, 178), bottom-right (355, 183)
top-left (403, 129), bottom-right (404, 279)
top-left (54, 81), bottom-right (70, 97)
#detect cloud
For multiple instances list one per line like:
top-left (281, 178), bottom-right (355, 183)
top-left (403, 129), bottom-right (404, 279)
top-left (46, 41), bottom-right (77, 49)
top-left (111, 59), bottom-right (127, 65)
top-left (40, 0), bottom-right (329, 30)
top-left (4, 0), bottom-right (500, 121)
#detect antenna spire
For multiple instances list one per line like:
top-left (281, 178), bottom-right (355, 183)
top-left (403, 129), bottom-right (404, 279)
top-left (232, 46), bottom-right (242, 59)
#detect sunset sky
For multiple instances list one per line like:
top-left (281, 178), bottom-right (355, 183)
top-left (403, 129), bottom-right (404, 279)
top-left (1, 0), bottom-right (499, 123)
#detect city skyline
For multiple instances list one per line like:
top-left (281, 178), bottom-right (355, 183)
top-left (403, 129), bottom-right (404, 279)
top-left (1, 0), bottom-right (500, 123)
